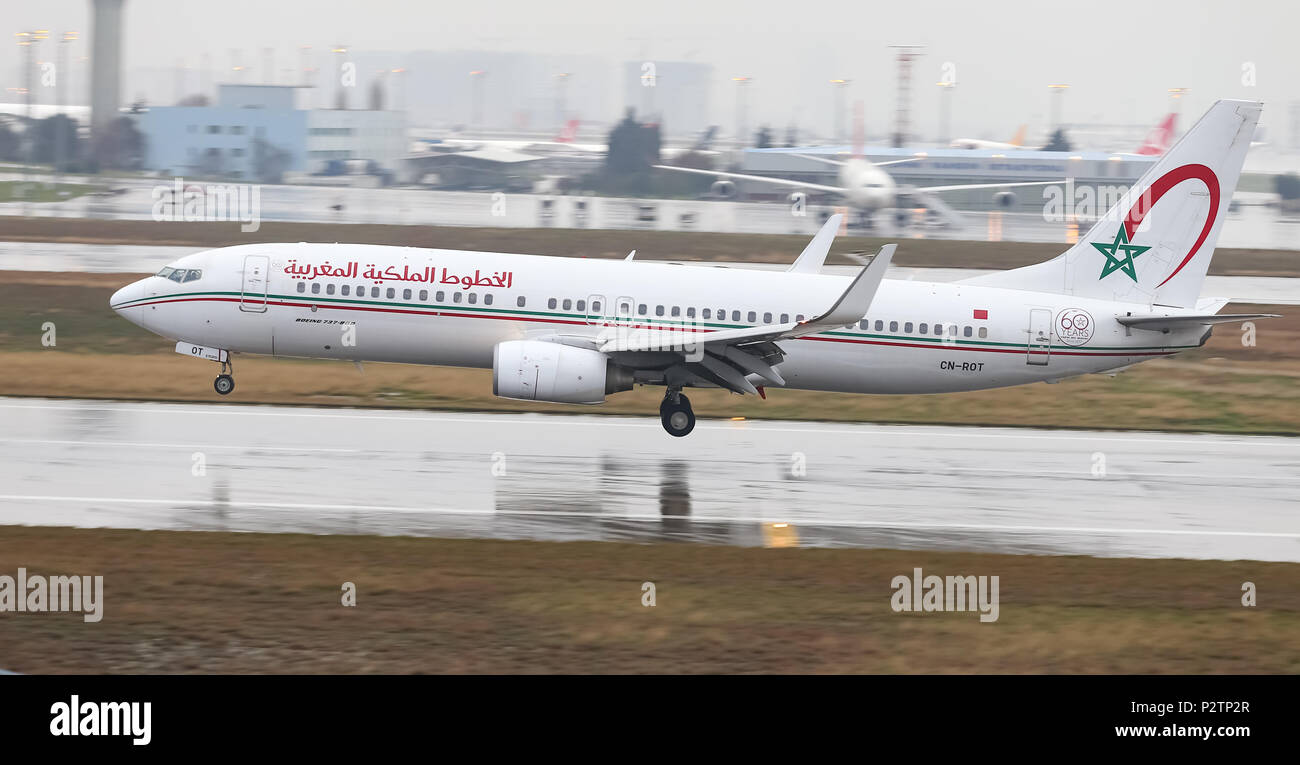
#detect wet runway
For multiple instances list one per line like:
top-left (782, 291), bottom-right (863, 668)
top-left (3, 242), bottom-right (1297, 304)
top-left (1, 398), bottom-right (1297, 561)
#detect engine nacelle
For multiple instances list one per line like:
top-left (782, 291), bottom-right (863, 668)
top-left (994, 190), bottom-right (1017, 208)
top-left (711, 180), bottom-right (737, 199)
top-left (492, 340), bottom-right (633, 404)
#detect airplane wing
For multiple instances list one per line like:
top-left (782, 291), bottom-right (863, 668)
top-left (597, 244), bottom-right (896, 394)
top-left (652, 164), bottom-right (846, 194)
top-left (872, 157), bottom-right (924, 167)
top-left (1117, 313), bottom-right (1280, 331)
top-left (790, 153), bottom-right (923, 169)
top-left (788, 214), bottom-right (843, 273)
top-left (910, 179), bottom-right (1066, 193)
top-left (789, 153), bottom-right (849, 167)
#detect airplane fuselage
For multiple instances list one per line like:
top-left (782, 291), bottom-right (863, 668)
top-left (110, 243), bottom-right (1205, 397)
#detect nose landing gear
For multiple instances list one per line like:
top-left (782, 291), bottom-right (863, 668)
top-left (213, 357), bottom-right (235, 396)
top-left (660, 390), bottom-right (695, 437)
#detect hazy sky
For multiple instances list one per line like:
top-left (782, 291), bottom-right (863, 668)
top-left (4, 0), bottom-right (1298, 141)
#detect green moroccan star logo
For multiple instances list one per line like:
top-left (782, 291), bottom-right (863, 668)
top-left (1090, 227), bottom-right (1151, 282)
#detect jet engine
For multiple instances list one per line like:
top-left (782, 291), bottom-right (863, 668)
top-left (994, 190), bottom-right (1017, 208)
top-left (493, 340), bottom-right (634, 404)
top-left (711, 180), bottom-right (738, 199)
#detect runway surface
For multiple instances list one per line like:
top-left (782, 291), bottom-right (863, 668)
top-left (1, 398), bottom-right (1297, 561)
top-left (2, 178), bottom-right (1297, 247)
top-left (3, 242), bottom-right (1297, 304)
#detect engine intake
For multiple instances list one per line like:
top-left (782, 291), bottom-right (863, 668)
top-left (493, 340), bottom-right (633, 404)
top-left (711, 180), bottom-right (737, 199)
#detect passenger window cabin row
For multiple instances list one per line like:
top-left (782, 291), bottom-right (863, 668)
top-left (859, 318), bottom-right (988, 339)
top-left (295, 281), bottom-right (495, 305)
top-left (292, 282), bottom-right (988, 339)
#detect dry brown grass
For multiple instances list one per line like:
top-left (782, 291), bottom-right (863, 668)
top-left (0, 527), bottom-right (1293, 674)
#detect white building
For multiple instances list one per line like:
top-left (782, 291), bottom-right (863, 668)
top-left (136, 84), bottom-right (406, 181)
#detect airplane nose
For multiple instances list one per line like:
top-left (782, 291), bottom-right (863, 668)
top-left (110, 280), bottom-right (144, 315)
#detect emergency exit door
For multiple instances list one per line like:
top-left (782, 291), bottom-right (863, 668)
top-left (1026, 308), bottom-right (1051, 365)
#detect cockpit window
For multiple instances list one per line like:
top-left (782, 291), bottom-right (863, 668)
top-left (157, 266), bottom-right (201, 283)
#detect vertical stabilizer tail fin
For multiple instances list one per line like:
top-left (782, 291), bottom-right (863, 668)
top-left (964, 100), bottom-right (1260, 309)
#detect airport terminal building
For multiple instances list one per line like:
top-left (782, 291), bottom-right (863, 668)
top-left (137, 84), bottom-right (406, 181)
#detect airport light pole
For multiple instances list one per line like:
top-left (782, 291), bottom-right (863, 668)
top-left (830, 78), bottom-right (849, 144)
top-left (1167, 87), bottom-right (1189, 121)
top-left (331, 46), bottom-right (348, 109)
top-left (732, 76), bottom-right (751, 148)
top-left (469, 69), bottom-right (487, 134)
top-left (17, 30), bottom-right (51, 197)
top-left (391, 68), bottom-right (406, 114)
top-left (554, 72), bottom-right (571, 132)
top-left (936, 79), bottom-right (955, 144)
top-left (56, 31), bottom-right (77, 181)
top-left (1048, 83), bottom-right (1069, 134)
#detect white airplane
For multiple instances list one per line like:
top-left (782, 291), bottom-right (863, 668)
top-left (949, 125), bottom-right (1030, 152)
top-left (951, 113), bottom-right (1177, 155)
top-left (421, 121), bottom-right (720, 160)
top-left (652, 145), bottom-right (1057, 225)
top-left (112, 100), bottom-right (1275, 437)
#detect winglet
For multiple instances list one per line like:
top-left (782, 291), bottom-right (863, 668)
top-left (788, 214), bottom-right (843, 274)
top-left (802, 243), bottom-right (895, 329)
top-left (625, 250), bottom-right (636, 261)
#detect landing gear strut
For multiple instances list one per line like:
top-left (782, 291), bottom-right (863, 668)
top-left (660, 391), bottom-right (695, 437)
top-left (213, 356), bottom-right (235, 396)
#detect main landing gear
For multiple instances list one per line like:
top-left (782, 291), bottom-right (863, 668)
top-left (213, 357), bottom-right (235, 396)
top-left (660, 391), bottom-right (695, 437)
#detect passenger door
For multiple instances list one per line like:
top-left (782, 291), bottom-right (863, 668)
top-left (1026, 308), bottom-right (1051, 365)
top-left (240, 255), bottom-right (270, 312)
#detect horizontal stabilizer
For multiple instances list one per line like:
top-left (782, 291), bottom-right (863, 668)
top-left (1117, 312), bottom-right (1280, 331)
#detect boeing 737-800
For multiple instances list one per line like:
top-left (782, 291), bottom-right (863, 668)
top-left (112, 100), bottom-right (1274, 437)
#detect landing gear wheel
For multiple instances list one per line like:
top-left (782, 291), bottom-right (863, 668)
top-left (660, 393), bottom-right (695, 437)
top-left (214, 374), bottom-right (235, 395)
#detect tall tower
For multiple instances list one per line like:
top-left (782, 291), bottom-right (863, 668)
top-left (890, 45), bottom-right (924, 147)
top-left (89, 0), bottom-right (126, 139)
